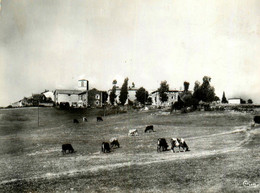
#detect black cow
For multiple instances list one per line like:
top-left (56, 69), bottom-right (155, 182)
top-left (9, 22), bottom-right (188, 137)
top-left (97, 117), bottom-right (103, 122)
top-left (73, 119), bottom-right (79, 123)
top-left (110, 137), bottom-right (120, 148)
top-left (145, 125), bottom-right (154, 133)
top-left (254, 116), bottom-right (260, 124)
top-left (101, 142), bottom-right (110, 153)
top-left (82, 117), bottom-right (88, 122)
top-left (62, 144), bottom-right (74, 154)
top-left (157, 138), bottom-right (168, 152)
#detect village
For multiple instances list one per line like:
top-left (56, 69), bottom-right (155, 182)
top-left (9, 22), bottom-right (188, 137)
top-left (9, 77), bottom-right (256, 113)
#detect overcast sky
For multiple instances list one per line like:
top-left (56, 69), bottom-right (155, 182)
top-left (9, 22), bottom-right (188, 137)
top-left (0, 0), bottom-right (259, 106)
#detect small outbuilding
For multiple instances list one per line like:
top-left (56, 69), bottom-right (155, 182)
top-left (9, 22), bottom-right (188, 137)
top-left (228, 98), bottom-right (243, 105)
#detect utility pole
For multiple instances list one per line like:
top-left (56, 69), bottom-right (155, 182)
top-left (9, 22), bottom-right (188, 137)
top-left (38, 102), bottom-right (39, 127)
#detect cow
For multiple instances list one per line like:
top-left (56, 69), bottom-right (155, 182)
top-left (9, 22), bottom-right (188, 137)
top-left (82, 117), bottom-right (88, 122)
top-left (128, 129), bottom-right (138, 136)
top-left (73, 119), bottom-right (79, 123)
top-left (145, 125), bottom-right (154, 133)
top-left (253, 116), bottom-right (260, 124)
top-left (171, 138), bottom-right (189, 152)
top-left (101, 142), bottom-right (110, 153)
top-left (177, 138), bottom-right (189, 151)
top-left (157, 138), bottom-right (168, 152)
top-left (171, 138), bottom-right (181, 152)
top-left (62, 144), bottom-right (75, 154)
top-left (110, 137), bottom-right (120, 148)
top-left (97, 117), bottom-right (103, 122)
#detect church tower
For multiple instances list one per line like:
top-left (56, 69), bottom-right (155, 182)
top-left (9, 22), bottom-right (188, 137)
top-left (78, 79), bottom-right (89, 91)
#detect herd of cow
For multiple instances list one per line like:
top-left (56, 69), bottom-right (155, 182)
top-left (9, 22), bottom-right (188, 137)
top-left (62, 117), bottom-right (190, 155)
top-left (62, 115), bottom-right (260, 155)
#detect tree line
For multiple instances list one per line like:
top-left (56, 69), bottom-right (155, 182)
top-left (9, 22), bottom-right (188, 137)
top-left (108, 76), bottom-right (253, 107)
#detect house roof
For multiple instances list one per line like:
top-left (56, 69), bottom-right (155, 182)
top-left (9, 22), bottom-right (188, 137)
top-left (41, 90), bottom-right (53, 94)
top-left (228, 98), bottom-right (242, 100)
top-left (150, 90), bottom-right (181, 94)
top-left (54, 89), bottom-right (83, 95)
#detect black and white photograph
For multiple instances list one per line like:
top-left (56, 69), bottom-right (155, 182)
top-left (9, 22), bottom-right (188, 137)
top-left (0, 0), bottom-right (260, 192)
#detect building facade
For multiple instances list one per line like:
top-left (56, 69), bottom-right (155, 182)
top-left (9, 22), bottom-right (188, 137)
top-left (88, 88), bottom-right (107, 107)
top-left (41, 90), bottom-right (54, 101)
top-left (228, 98), bottom-right (242, 104)
top-left (150, 90), bottom-right (180, 107)
top-left (54, 79), bottom-right (89, 108)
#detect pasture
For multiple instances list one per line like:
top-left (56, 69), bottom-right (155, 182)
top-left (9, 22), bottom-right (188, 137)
top-left (0, 107), bottom-right (259, 192)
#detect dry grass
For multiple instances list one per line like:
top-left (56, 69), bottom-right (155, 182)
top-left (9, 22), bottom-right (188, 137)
top-left (0, 107), bottom-right (259, 192)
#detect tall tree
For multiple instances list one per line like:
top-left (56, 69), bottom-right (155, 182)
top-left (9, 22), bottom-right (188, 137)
top-left (102, 92), bottom-right (108, 104)
top-left (184, 81), bottom-right (190, 92)
top-left (158, 80), bottom-right (169, 103)
top-left (136, 87), bottom-right (148, 105)
top-left (109, 85), bottom-right (117, 105)
top-left (119, 77), bottom-right (129, 105)
top-left (112, 80), bottom-right (117, 85)
top-left (193, 76), bottom-right (216, 103)
top-left (221, 91), bottom-right (228, 103)
top-left (248, 99), bottom-right (253, 104)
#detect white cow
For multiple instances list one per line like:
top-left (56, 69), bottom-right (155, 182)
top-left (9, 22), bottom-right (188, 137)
top-left (128, 129), bottom-right (138, 136)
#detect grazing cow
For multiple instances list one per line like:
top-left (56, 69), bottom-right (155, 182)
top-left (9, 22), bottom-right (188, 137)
top-left (177, 138), bottom-right (189, 151)
top-left (82, 117), bottom-right (88, 122)
top-left (145, 125), bottom-right (154, 133)
top-left (97, 117), bottom-right (103, 122)
top-left (101, 142), bottom-right (110, 153)
top-left (110, 137), bottom-right (120, 148)
top-left (254, 116), bottom-right (260, 124)
top-left (62, 144), bottom-right (74, 154)
top-left (157, 138), bottom-right (168, 152)
top-left (171, 138), bottom-right (189, 152)
top-left (73, 119), bottom-right (79, 123)
top-left (128, 129), bottom-right (138, 136)
top-left (171, 138), bottom-right (181, 152)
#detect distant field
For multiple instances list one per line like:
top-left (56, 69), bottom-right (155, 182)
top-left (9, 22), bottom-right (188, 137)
top-left (0, 107), bottom-right (259, 193)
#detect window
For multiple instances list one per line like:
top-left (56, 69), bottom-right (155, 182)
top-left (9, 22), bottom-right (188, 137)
top-left (95, 94), bottom-right (100, 99)
top-left (96, 101), bottom-right (99, 105)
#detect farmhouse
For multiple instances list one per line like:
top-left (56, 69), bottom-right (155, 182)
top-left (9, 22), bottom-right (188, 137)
top-left (41, 90), bottom-right (54, 101)
top-left (54, 79), bottom-right (89, 108)
top-left (11, 100), bottom-right (23, 108)
top-left (150, 90), bottom-right (180, 107)
top-left (88, 88), bottom-right (108, 107)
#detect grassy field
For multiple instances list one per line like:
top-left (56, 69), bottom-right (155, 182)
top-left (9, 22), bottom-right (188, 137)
top-left (0, 107), bottom-right (259, 193)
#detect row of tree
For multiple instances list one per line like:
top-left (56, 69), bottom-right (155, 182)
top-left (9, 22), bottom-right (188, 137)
top-left (108, 76), bottom-right (253, 107)
top-left (109, 78), bottom-right (150, 106)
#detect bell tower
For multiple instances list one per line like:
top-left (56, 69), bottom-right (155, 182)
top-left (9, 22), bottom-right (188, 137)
top-left (78, 79), bottom-right (89, 91)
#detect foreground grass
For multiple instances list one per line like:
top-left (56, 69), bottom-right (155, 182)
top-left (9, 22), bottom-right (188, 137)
top-left (0, 108), bottom-right (259, 192)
